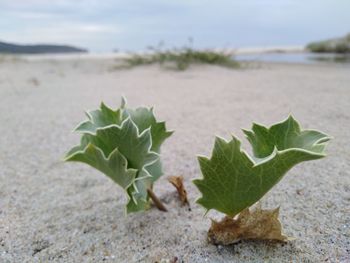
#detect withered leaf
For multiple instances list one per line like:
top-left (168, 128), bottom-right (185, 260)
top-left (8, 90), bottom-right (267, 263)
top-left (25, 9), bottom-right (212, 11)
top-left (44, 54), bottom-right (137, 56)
top-left (208, 207), bottom-right (291, 245)
top-left (168, 176), bottom-right (189, 206)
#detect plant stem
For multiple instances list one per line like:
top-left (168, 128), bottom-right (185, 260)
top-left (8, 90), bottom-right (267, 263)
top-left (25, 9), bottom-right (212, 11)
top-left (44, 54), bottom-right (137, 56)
top-left (147, 188), bottom-right (167, 212)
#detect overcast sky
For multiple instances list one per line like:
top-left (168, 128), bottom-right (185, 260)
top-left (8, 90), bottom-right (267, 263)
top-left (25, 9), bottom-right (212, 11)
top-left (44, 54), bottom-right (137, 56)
top-left (1, 0), bottom-right (349, 52)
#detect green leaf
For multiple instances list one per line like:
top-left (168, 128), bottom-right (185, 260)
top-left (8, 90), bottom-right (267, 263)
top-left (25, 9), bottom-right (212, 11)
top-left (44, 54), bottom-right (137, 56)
top-left (65, 143), bottom-right (137, 189)
top-left (75, 102), bottom-right (122, 134)
top-left (126, 178), bottom-right (152, 213)
top-left (193, 116), bottom-right (331, 217)
top-left (122, 99), bottom-right (173, 182)
top-left (67, 118), bottom-right (159, 171)
top-left (65, 99), bottom-right (173, 213)
top-left (123, 106), bottom-right (173, 153)
top-left (66, 118), bottom-right (158, 210)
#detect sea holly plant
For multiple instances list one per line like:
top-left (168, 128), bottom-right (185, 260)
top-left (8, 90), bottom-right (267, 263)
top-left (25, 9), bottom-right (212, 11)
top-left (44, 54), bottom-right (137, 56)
top-left (193, 116), bottom-right (331, 245)
top-left (64, 98), bottom-right (173, 214)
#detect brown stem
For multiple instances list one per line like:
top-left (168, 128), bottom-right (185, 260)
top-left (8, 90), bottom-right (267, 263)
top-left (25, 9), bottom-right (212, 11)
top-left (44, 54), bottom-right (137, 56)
top-left (147, 188), bottom-right (167, 212)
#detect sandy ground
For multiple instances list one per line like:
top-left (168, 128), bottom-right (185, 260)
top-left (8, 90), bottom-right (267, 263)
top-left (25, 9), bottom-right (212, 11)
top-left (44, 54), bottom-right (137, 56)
top-left (0, 56), bottom-right (349, 263)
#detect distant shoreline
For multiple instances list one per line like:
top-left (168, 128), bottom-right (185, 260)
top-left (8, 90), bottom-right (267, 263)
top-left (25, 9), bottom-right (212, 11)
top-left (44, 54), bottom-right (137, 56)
top-left (8, 46), bottom-right (305, 61)
top-left (232, 46), bottom-right (305, 54)
top-left (0, 40), bottom-right (88, 55)
top-left (3, 46), bottom-right (348, 67)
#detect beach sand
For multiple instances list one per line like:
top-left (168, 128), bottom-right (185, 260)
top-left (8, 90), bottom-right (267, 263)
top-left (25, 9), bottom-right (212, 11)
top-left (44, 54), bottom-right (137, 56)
top-left (0, 56), bottom-right (349, 262)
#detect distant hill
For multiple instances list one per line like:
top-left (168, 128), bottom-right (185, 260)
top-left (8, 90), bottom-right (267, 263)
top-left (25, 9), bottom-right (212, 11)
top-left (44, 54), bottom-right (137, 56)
top-left (0, 41), bottom-right (88, 54)
top-left (306, 33), bottom-right (350, 54)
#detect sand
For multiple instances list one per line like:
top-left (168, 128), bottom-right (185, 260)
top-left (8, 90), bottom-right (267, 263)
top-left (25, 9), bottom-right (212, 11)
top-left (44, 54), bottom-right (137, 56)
top-left (0, 56), bottom-right (349, 262)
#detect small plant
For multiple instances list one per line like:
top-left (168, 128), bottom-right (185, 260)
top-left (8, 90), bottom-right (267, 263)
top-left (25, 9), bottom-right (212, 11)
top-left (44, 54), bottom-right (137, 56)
top-left (307, 33), bottom-right (350, 54)
top-left (193, 116), bottom-right (331, 244)
top-left (334, 43), bottom-right (350, 53)
top-left (64, 98), bottom-right (173, 213)
top-left (116, 45), bottom-right (239, 71)
top-left (306, 42), bottom-right (330, 53)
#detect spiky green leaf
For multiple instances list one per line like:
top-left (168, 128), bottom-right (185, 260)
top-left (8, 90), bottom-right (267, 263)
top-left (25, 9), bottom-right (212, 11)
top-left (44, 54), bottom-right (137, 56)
top-left (65, 143), bottom-right (137, 189)
top-left (193, 116), bottom-right (331, 217)
top-left (122, 106), bottom-right (173, 182)
top-left (65, 99), bottom-right (172, 213)
top-left (123, 107), bottom-right (173, 153)
top-left (75, 102), bottom-right (122, 134)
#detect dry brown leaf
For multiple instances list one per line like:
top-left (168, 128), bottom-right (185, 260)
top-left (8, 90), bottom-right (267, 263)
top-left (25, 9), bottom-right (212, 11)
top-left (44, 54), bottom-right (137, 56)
top-left (208, 207), bottom-right (291, 245)
top-left (168, 176), bottom-right (189, 206)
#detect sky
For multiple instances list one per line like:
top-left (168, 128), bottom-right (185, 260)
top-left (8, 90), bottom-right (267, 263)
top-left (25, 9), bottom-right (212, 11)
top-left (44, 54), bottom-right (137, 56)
top-left (0, 0), bottom-right (349, 52)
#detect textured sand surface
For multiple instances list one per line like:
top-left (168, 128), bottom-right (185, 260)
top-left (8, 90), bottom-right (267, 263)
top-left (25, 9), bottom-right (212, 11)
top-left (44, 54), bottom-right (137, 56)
top-left (0, 57), bottom-right (349, 262)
